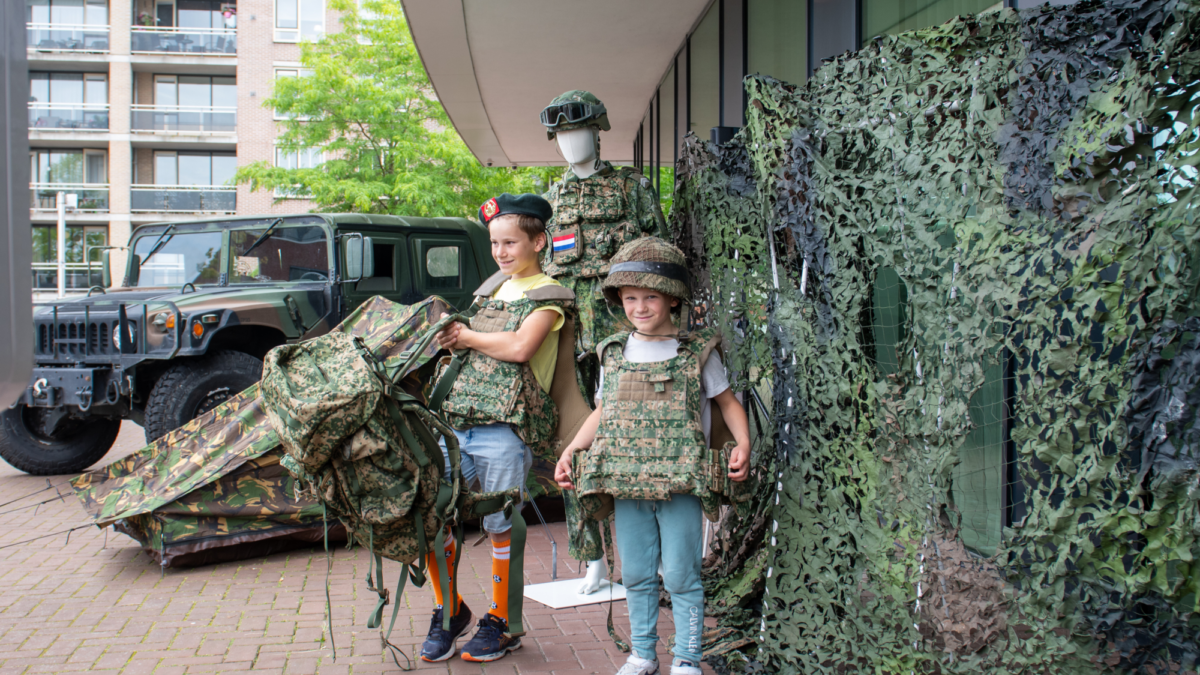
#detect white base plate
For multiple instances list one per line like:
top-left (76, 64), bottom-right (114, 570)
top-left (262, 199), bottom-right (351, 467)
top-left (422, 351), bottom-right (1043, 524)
top-left (523, 578), bottom-right (627, 609)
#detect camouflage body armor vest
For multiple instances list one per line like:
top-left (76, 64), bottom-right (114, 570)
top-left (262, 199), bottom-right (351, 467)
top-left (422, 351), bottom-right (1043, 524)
top-left (577, 329), bottom-right (724, 509)
top-left (438, 273), bottom-right (575, 460)
top-left (545, 167), bottom-right (649, 279)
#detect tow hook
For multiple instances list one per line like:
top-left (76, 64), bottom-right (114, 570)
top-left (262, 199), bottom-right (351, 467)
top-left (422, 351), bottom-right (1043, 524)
top-left (31, 378), bottom-right (50, 399)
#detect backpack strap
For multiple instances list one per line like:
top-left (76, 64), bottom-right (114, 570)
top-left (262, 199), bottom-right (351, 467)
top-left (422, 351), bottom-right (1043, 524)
top-left (523, 285), bottom-right (575, 302)
top-left (473, 271), bottom-right (510, 298)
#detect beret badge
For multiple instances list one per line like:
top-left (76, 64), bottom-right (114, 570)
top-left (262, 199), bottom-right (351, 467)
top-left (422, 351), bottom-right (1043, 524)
top-left (481, 198), bottom-right (499, 222)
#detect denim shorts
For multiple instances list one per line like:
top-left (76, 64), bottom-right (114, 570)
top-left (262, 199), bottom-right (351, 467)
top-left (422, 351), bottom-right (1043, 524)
top-left (440, 423), bottom-right (533, 533)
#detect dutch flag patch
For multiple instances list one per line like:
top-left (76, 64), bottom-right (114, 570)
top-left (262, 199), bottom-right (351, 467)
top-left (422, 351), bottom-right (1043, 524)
top-left (552, 234), bottom-right (577, 252)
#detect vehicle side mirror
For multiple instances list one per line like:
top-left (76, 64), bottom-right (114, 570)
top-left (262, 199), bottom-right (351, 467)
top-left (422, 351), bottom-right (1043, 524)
top-left (344, 235), bottom-right (374, 282)
top-left (101, 250), bottom-right (112, 288)
top-left (127, 254), bottom-right (141, 287)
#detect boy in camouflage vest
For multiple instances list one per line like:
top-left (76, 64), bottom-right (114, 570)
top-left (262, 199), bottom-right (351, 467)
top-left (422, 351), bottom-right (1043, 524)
top-left (553, 237), bottom-right (751, 675)
top-left (423, 193), bottom-right (574, 663)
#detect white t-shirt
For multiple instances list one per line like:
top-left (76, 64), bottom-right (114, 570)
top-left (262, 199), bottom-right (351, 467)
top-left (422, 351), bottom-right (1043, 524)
top-left (596, 333), bottom-right (731, 445)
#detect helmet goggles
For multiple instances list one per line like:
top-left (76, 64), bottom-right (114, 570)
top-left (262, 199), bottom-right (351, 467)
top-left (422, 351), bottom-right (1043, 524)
top-left (540, 100), bottom-right (606, 128)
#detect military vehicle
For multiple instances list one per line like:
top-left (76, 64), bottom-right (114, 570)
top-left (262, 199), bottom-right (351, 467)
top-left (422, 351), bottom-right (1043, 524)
top-left (3, 213), bottom-right (497, 475)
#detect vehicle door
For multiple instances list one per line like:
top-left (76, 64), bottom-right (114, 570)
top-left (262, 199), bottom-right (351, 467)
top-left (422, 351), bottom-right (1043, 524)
top-left (339, 231), bottom-right (413, 313)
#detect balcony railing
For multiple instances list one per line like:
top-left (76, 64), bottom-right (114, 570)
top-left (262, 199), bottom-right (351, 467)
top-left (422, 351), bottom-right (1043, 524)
top-left (32, 263), bottom-right (104, 291)
top-left (27, 23), bottom-right (111, 52)
top-left (30, 184), bottom-right (110, 212)
top-left (131, 26), bottom-right (237, 55)
top-left (131, 185), bottom-right (236, 213)
top-left (131, 105), bottom-right (236, 133)
top-left (28, 103), bottom-right (110, 130)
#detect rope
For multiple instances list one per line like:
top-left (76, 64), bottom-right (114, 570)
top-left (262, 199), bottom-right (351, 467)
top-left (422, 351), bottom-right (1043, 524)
top-left (0, 478), bottom-right (74, 509)
top-left (0, 524), bottom-right (92, 551)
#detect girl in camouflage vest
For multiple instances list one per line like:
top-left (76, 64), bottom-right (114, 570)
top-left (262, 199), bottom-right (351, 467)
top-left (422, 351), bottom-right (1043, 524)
top-left (424, 193), bottom-right (573, 664)
top-left (554, 237), bottom-right (751, 675)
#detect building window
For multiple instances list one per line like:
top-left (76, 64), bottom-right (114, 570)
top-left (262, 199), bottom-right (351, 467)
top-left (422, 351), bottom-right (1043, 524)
top-left (274, 68), bottom-right (313, 119)
top-left (747, 0), bottom-right (807, 87)
top-left (274, 146), bottom-right (323, 197)
top-left (29, 150), bottom-right (108, 209)
top-left (688, 1), bottom-right (720, 140)
top-left (275, 0), bottom-right (323, 42)
top-left (861, 0), bottom-right (1003, 45)
top-left (28, 72), bottom-right (108, 129)
top-left (31, 225), bottom-right (108, 290)
top-left (26, 0), bottom-right (108, 26)
top-left (153, 74), bottom-right (236, 108)
top-left (154, 151), bottom-right (237, 185)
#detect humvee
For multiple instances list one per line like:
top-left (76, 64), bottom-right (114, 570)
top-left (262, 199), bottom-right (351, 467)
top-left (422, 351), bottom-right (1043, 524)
top-left (2, 213), bottom-right (497, 475)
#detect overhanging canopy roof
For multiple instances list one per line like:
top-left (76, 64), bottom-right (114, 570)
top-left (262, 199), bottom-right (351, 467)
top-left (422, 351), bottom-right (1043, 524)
top-left (403, 0), bottom-right (710, 166)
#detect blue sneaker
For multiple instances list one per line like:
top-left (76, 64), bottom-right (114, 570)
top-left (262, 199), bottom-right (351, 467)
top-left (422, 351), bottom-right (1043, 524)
top-left (460, 613), bottom-right (522, 662)
top-left (420, 602), bottom-right (473, 662)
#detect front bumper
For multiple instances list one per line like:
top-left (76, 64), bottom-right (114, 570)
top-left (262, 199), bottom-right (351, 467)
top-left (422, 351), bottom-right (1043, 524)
top-left (21, 367), bottom-right (123, 410)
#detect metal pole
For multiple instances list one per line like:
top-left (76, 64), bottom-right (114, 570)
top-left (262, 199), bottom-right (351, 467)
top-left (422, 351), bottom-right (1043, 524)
top-left (56, 190), bottom-right (65, 298)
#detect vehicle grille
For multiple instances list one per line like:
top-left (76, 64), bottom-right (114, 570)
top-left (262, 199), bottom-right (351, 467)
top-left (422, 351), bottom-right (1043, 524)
top-left (35, 319), bottom-right (129, 359)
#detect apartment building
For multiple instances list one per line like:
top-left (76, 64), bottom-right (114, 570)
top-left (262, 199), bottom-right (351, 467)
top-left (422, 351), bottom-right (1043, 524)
top-left (25, 0), bottom-right (330, 301)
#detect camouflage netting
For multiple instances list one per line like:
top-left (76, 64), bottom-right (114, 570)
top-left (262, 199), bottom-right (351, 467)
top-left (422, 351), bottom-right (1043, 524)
top-left (675, 1), bottom-right (1200, 672)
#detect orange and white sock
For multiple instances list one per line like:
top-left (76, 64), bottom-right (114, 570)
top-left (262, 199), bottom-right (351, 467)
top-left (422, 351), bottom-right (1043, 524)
top-left (427, 538), bottom-right (459, 614)
top-left (489, 538), bottom-right (511, 624)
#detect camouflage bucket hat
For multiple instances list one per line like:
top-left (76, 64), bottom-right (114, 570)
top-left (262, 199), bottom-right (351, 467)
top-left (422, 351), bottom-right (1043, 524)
top-left (601, 236), bottom-right (691, 305)
top-left (542, 90), bottom-right (611, 140)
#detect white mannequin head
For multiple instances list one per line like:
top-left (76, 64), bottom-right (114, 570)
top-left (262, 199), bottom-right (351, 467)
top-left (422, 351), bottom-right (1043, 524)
top-left (556, 127), bottom-right (600, 179)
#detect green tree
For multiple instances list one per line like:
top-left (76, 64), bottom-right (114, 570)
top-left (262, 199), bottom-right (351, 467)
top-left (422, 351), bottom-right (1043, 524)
top-left (235, 0), bottom-right (551, 217)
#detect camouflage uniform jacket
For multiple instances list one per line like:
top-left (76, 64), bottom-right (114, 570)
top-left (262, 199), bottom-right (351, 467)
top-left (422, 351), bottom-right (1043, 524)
top-left (577, 329), bottom-right (723, 504)
top-left (439, 272), bottom-right (575, 461)
top-left (543, 161), bottom-right (668, 279)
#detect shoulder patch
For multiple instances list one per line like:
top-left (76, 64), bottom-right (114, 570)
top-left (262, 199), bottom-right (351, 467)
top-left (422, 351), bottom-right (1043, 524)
top-left (524, 285), bottom-right (576, 302)
top-left (473, 271), bottom-right (510, 298)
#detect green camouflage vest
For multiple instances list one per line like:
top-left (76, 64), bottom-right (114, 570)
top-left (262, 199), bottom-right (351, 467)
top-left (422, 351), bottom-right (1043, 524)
top-left (544, 166), bottom-right (658, 279)
top-left (577, 329), bottom-right (724, 510)
top-left (438, 272), bottom-right (575, 460)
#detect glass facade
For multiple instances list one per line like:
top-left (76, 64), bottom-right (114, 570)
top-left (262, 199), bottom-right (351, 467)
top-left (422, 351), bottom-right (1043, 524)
top-left (688, 2), bottom-right (720, 141)
top-left (747, 0), bottom-right (807, 87)
top-left (862, 0), bottom-right (1003, 44)
top-left (26, 0), bottom-right (110, 52)
top-left (28, 72), bottom-right (109, 129)
top-left (30, 150), bottom-right (108, 210)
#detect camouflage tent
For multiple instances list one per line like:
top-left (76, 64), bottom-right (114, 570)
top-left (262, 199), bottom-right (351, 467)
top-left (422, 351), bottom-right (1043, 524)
top-left (72, 296), bottom-right (457, 567)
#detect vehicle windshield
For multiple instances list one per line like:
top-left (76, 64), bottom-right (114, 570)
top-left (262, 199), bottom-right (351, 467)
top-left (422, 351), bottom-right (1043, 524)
top-left (131, 231), bottom-right (222, 287)
top-left (229, 225), bottom-right (329, 283)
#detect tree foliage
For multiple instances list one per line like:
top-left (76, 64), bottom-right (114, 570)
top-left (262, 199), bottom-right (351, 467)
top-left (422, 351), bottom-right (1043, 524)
top-left (235, 0), bottom-right (554, 217)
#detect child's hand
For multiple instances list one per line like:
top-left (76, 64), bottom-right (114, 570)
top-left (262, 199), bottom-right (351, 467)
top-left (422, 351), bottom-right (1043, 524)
top-left (554, 447), bottom-right (577, 489)
top-left (728, 443), bottom-right (750, 482)
top-left (435, 321), bottom-right (469, 350)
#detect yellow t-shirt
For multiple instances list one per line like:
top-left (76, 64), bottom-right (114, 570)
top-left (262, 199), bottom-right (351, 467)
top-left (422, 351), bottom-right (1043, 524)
top-left (492, 273), bottom-right (564, 393)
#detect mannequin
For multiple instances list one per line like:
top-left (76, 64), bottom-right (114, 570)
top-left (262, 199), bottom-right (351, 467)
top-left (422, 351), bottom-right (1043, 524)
top-left (540, 90), bottom-right (668, 596)
top-left (557, 127), bottom-right (602, 180)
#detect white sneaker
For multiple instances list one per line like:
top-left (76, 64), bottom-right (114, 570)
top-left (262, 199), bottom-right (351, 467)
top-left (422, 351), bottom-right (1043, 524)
top-left (616, 654), bottom-right (659, 675)
top-left (670, 658), bottom-right (702, 675)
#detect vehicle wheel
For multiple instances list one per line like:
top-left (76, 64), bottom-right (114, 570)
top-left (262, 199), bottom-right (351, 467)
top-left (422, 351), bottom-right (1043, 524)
top-left (143, 351), bottom-right (263, 444)
top-left (0, 406), bottom-right (121, 475)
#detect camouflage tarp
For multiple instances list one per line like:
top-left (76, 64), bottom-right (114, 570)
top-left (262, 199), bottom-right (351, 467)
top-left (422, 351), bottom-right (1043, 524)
top-left (72, 296), bottom-right (457, 567)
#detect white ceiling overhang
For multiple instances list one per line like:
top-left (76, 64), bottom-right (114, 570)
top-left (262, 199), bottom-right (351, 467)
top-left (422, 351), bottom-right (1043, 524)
top-left (403, 0), bottom-right (711, 166)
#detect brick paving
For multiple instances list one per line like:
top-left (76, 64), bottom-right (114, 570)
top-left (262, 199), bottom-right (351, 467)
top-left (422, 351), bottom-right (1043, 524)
top-left (0, 423), bottom-right (717, 675)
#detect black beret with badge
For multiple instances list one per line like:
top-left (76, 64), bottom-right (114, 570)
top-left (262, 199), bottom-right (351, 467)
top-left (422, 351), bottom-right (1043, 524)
top-left (478, 192), bottom-right (553, 225)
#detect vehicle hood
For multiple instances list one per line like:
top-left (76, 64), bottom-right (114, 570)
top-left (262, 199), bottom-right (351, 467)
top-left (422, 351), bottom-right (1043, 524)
top-left (34, 284), bottom-right (327, 316)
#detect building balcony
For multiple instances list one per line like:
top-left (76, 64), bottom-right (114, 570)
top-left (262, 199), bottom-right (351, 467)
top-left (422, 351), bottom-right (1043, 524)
top-left (27, 23), bottom-right (110, 53)
top-left (130, 185), bottom-right (236, 214)
top-left (30, 184), bottom-right (109, 213)
top-left (130, 105), bottom-right (236, 134)
top-left (28, 103), bottom-right (109, 131)
top-left (131, 26), bottom-right (236, 55)
top-left (31, 262), bottom-right (104, 294)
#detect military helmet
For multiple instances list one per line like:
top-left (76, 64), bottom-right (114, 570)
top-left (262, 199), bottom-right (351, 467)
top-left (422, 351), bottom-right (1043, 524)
top-left (541, 90), bottom-right (610, 140)
top-left (602, 237), bottom-right (691, 305)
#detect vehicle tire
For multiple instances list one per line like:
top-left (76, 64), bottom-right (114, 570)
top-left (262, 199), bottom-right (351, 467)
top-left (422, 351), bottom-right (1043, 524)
top-left (0, 406), bottom-right (121, 475)
top-left (143, 351), bottom-right (263, 444)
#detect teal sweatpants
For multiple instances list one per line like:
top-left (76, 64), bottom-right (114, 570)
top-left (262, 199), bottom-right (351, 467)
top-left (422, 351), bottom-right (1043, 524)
top-left (614, 494), bottom-right (704, 663)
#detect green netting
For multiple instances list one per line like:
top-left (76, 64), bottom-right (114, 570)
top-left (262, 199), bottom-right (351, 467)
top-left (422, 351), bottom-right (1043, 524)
top-left (674, 1), bottom-right (1200, 673)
